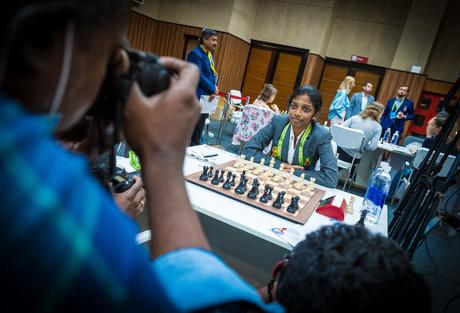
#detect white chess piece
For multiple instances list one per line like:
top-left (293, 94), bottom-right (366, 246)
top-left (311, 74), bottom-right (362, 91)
top-left (295, 173), bottom-right (305, 190)
top-left (286, 168), bottom-right (295, 185)
top-left (347, 195), bottom-right (356, 213)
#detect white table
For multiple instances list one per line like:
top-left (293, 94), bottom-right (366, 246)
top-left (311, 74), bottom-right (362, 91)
top-left (120, 145), bottom-right (388, 285)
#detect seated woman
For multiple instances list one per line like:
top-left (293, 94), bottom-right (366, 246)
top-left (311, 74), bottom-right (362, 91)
top-left (328, 76), bottom-right (355, 125)
top-left (252, 84), bottom-right (280, 114)
top-left (337, 102), bottom-right (385, 171)
top-left (243, 85), bottom-right (338, 188)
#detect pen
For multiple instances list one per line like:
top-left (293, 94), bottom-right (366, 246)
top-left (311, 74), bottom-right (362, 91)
top-left (203, 154), bottom-right (218, 158)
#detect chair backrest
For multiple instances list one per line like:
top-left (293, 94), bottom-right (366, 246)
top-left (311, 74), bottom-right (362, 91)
top-left (330, 124), bottom-right (365, 150)
top-left (412, 147), bottom-right (457, 178)
top-left (229, 90), bottom-right (242, 105)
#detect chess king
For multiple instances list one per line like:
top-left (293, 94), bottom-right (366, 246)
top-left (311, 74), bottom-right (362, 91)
top-left (243, 85), bottom-right (338, 188)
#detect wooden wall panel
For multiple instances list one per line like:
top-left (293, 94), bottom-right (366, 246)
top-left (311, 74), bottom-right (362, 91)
top-left (376, 69), bottom-right (426, 107)
top-left (127, 12), bottom-right (158, 52)
top-left (301, 54), bottom-right (325, 88)
top-left (217, 35), bottom-right (251, 94)
top-left (423, 79), bottom-right (453, 95)
top-left (126, 12), bottom-right (250, 94)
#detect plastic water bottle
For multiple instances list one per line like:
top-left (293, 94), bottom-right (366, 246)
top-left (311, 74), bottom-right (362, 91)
top-left (383, 128), bottom-right (392, 143)
top-left (390, 131), bottom-right (400, 145)
top-left (361, 162), bottom-right (392, 223)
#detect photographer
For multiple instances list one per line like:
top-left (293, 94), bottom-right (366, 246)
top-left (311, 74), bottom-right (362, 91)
top-left (0, 1), bottom-right (280, 312)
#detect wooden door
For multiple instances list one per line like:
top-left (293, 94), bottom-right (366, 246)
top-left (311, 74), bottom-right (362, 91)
top-left (272, 53), bottom-right (302, 111)
top-left (241, 48), bottom-right (273, 104)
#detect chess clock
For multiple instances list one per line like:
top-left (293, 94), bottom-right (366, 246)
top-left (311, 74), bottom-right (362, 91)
top-left (316, 195), bottom-right (346, 221)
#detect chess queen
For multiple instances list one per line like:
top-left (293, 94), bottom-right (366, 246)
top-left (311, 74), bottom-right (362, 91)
top-left (243, 85), bottom-right (338, 188)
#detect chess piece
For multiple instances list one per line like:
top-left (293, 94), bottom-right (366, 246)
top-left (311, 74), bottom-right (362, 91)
top-left (235, 178), bottom-right (246, 195)
top-left (240, 170), bottom-right (247, 182)
top-left (265, 185), bottom-right (273, 200)
top-left (286, 196), bottom-right (300, 214)
top-left (246, 156), bottom-right (255, 170)
top-left (347, 195), bottom-right (356, 213)
top-left (208, 166), bottom-right (214, 179)
top-left (222, 175), bottom-right (232, 190)
top-left (219, 169), bottom-right (225, 182)
top-left (266, 158), bottom-right (275, 177)
top-left (247, 180), bottom-right (259, 199)
top-left (234, 155), bottom-right (244, 168)
top-left (305, 177), bottom-right (316, 194)
top-left (356, 210), bottom-right (368, 227)
top-left (259, 188), bottom-right (270, 203)
top-left (285, 168), bottom-right (295, 185)
top-left (231, 173), bottom-right (236, 186)
top-left (273, 163), bottom-right (284, 182)
top-left (272, 191), bottom-right (285, 209)
top-left (211, 169), bottom-right (220, 185)
top-left (199, 166), bottom-right (209, 181)
top-left (294, 173), bottom-right (305, 190)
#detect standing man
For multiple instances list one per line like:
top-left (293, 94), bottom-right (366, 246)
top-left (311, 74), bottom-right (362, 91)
top-left (187, 28), bottom-right (219, 146)
top-left (346, 82), bottom-right (374, 119)
top-left (380, 85), bottom-right (414, 139)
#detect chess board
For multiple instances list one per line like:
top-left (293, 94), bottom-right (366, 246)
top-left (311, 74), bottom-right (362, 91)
top-left (185, 160), bottom-right (326, 224)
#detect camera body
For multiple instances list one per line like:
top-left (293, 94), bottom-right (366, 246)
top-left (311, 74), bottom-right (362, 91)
top-left (89, 49), bottom-right (171, 123)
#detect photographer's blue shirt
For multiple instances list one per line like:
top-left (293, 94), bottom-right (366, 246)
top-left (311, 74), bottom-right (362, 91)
top-left (0, 95), bottom-right (283, 313)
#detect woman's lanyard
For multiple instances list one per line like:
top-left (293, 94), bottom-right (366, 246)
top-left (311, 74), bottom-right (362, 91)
top-left (275, 123), bottom-right (312, 166)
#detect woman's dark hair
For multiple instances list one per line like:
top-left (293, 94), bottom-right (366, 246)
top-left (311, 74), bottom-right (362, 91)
top-left (199, 28), bottom-right (218, 44)
top-left (288, 85), bottom-right (322, 114)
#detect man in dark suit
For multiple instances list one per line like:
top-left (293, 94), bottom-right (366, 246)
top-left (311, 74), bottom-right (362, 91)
top-left (380, 84), bottom-right (415, 140)
top-left (187, 28), bottom-right (219, 146)
top-left (346, 82), bottom-right (375, 119)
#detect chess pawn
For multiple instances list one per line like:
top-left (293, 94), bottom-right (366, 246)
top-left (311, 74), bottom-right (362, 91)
top-left (285, 168), bottom-right (295, 186)
top-left (294, 173), bottom-right (305, 190)
top-left (347, 195), bottom-right (356, 213)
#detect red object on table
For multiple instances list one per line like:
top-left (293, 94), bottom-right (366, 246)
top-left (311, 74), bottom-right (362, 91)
top-left (316, 196), bottom-right (346, 221)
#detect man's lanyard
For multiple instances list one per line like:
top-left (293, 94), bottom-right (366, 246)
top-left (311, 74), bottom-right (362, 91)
top-left (276, 122), bottom-right (312, 166)
top-left (200, 46), bottom-right (218, 77)
top-left (392, 98), bottom-right (404, 112)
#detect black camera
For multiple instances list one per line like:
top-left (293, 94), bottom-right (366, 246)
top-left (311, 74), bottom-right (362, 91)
top-left (88, 48), bottom-right (171, 123)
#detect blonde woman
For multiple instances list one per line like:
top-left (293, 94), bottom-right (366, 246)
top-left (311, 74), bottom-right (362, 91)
top-left (252, 84), bottom-right (280, 114)
top-left (328, 76), bottom-right (355, 125)
top-left (337, 102), bottom-right (385, 176)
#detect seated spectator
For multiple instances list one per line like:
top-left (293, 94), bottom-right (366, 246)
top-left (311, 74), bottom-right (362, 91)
top-left (243, 85), bottom-right (338, 188)
top-left (423, 111), bottom-right (450, 151)
top-left (0, 1), bottom-right (281, 312)
top-left (259, 224), bottom-right (430, 313)
top-left (337, 102), bottom-right (385, 177)
top-left (252, 84), bottom-right (280, 114)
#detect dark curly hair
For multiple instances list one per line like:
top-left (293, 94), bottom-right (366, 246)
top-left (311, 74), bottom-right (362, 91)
top-left (276, 224), bottom-right (430, 313)
top-left (288, 85), bottom-right (322, 114)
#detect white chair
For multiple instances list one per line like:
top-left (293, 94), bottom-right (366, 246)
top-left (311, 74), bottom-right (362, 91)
top-left (330, 124), bottom-right (365, 190)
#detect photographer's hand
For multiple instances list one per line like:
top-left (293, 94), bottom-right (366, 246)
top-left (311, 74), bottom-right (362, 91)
top-left (124, 57), bottom-right (210, 257)
top-left (113, 176), bottom-right (145, 218)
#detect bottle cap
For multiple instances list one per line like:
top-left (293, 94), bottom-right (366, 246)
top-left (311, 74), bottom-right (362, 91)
top-left (380, 161), bottom-right (391, 172)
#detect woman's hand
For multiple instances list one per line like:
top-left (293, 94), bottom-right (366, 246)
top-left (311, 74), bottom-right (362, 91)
top-left (282, 163), bottom-right (304, 171)
top-left (113, 176), bottom-right (146, 218)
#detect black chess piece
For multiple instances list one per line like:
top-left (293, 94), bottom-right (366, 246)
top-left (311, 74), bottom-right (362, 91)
top-left (241, 170), bottom-right (247, 181)
top-left (231, 174), bottom-right (236, 186)
top-left (247, 183), bottom-right (259, 199)
top-left (208, 166), bottom-right (214, 179)
top-left (356, 210), bottom-right (368, 227)
top-left (211, 169), bottom-right (220, 185)
top-left (222, 175), bottom-right (232, 190)
top-left (264, 185), bottom-right (273, 200)
top-left (219, 169), bottom-right (225, 182)
top-left (199, 166), bottom-right (209, 181)
top-left (272, 191), bottom-right (285, 209)
top-left (259, 189), bottom-right (270, 203)
top-left (226, 171), bottom-right (232, 180)
top-left (235, 178), bottom-right (247, 195)
top-left (286, 196), bottom-right (299, 214)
